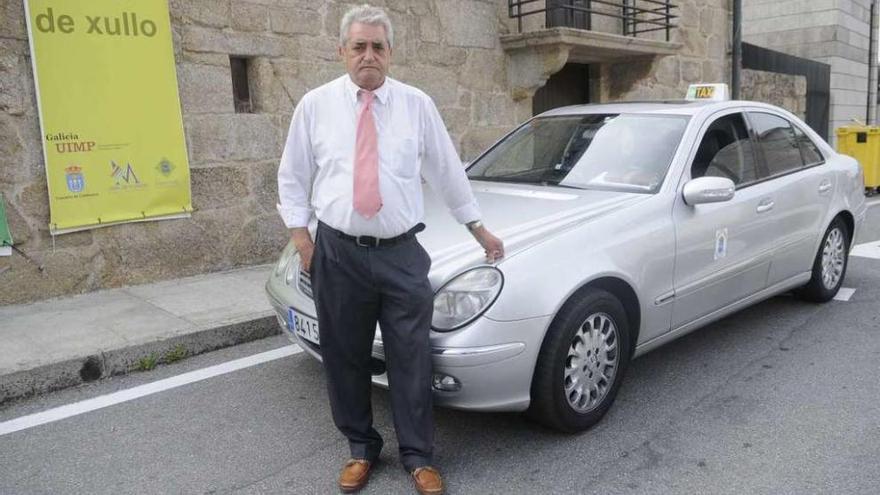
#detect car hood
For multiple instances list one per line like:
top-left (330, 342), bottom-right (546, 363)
top-left (420, 180), bottom-right (646, 284)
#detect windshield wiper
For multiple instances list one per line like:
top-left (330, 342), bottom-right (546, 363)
top-left (470, 176), bottom-right (586, 190)
top-left (468, 176), bottom-right (529, 183)
top-left (541, 182), bottom-right (582, 190)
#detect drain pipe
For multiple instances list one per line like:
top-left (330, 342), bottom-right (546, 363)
top-left (732, 0), bottom-right (742, 100)
top-left (867, 0), bottom-right (876, 124)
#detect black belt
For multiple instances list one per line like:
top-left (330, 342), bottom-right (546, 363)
top-left (319, 221), bottom-right (425, 248)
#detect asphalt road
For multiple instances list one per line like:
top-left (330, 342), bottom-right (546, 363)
top-left (2, 202), bottom-right (879, 495)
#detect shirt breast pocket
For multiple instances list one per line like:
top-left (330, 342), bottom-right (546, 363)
top-left (313, 126), bottom-right (349, 165)
top-left (385, 135), bottom-right (420, 179)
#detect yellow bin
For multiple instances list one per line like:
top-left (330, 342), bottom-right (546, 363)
top-left (836, 125), bottom-right (880, 190)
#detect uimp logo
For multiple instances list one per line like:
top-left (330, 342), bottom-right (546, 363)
top-left (111, 161), bottom-right (139, 185)
top-left (65, 165), bottom-right (85, 193)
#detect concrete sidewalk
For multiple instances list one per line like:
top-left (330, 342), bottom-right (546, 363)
top-left (0, 265), bottom-right (280, 404)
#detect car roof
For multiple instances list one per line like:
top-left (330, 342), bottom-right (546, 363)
top-left (537, 100), bottom-right (780, 117)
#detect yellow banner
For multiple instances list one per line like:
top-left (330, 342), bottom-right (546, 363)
top-left (24, 0), bottom-right (191, 234)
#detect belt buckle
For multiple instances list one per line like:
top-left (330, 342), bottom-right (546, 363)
top-left (356, 235), bottom-right (380, 248)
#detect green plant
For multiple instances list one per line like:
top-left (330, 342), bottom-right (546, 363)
top-left (164, 344), bottom-right (187, 364)
top-left (137, 354), bottom-right (158, 371)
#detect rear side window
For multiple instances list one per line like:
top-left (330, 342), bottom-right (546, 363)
top-left (793, 125), bottom-right (824, 166)
top-left (691, 113), bottom-right (759, 187)
top-left (748, 112), bottom-right (804, 177)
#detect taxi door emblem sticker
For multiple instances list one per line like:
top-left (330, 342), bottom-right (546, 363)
top-left (715, 228), bottom-right (728, 260)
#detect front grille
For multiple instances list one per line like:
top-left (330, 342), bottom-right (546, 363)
top-left (297, 269), bottom-right (313, 299)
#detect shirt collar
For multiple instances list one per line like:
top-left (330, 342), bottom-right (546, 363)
top-left (344, 75), bottom-right (391, 106)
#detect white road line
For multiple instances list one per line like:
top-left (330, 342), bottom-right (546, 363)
top-left (867, 197), bottom-right (880, 208)
top-left (834, 288), bottom-right (856, 302)
top-left (851, 240), bottom-right (880, 259)
top-left (0, 344), bottom-right (303, 437)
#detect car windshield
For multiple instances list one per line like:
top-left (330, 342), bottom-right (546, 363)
top-left (467, 113), bottom-right (690, 193)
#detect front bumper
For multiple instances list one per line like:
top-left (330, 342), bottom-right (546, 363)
top-left (265, 281), bottom-right (550, 412)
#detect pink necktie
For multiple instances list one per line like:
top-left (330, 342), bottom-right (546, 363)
top-left (353, 90), bottom-right (382, 218)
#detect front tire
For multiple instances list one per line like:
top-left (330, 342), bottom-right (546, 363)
top-left (795, 217), bottom-right (850, 303)
top-left (527, 289), bottom-right (631, 432)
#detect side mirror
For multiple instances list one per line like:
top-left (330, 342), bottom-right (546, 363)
top-left (682, 176), bottom-right (735, 206)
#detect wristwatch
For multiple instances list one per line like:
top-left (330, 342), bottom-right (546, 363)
top-left (466, 220), bottom-right (483, 232)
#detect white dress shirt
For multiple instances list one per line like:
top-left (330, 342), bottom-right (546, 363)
top-left (276, 75), bottom-right (481, 238)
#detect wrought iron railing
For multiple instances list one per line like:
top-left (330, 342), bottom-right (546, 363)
top-left (508, 0), bottom-right (679, 41)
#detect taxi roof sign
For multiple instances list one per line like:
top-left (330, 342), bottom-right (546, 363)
top-left (686, 83), bottom-right (730, 102)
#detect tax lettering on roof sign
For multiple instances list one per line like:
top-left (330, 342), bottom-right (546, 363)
top-left (695, 86), bottom-right (715, 98)
top-left (686, 83), bottom-right (730, 101)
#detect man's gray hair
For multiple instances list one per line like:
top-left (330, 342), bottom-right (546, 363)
top-left (339, 4), bottom-right (394, 48)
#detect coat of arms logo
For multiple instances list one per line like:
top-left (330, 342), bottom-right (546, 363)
top-left (65, 165), bottom-right (85, 193)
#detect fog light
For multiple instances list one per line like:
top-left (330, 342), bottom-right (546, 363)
top-left (432, 373), bottom-right (461, 392)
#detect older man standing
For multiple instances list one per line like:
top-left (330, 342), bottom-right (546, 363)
top-left (276, 4), bottom-right (503, 494)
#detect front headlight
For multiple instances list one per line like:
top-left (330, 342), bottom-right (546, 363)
top-left (285, 252), bottom-right (301, 286)
top-left (432, 266), bottom-right (503, 332)
top-left (274, 243), bottom-right (296, 276)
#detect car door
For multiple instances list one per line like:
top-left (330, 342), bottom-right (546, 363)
top-left (671, 111), bottom-right (777, 328)
top-left (745, 111), bottom-right (834, 285)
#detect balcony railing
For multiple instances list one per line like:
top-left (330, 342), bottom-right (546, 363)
top-left (509, 0), bottom-right (679, 41)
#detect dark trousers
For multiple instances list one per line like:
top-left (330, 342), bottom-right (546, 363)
top-left (311, 222), bottom-right (434, 471)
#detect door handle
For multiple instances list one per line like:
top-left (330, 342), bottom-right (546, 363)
top-left (818, 181), bottom-right (832, 194)
top-left (756, 199), bottom-right (774, 213)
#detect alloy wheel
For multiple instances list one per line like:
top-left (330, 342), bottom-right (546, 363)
top-left (821, 227), bottom-right (845, 290)
top-left (563, 312), bottom-right (619, 413)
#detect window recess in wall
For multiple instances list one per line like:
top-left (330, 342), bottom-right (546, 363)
top-left (230, 56), bottom-right (253, 113)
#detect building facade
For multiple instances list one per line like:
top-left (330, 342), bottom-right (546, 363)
top-left (743, 0), bottom-right (879, 141)
top-left (0, 0), bottom-right (730, 305)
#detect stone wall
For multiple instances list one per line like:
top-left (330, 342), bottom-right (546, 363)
top-left (598, 0), bottom-right (730, 103)
top-left (0, 0), bottom-right (525, 305)
top-left (741, 69), bottom-right (808, 120)
top-left (0, 0), bottom-right (729, 305)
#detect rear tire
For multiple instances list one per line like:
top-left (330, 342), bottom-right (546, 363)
top-left (795, 217), bottom-right (850, 303)
top-left (527, 289), bottom-right (631, 432)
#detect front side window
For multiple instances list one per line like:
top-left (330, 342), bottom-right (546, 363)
top-left (748, 112), bottom-right (804, 177)
top-left (467, 114), bottom-right (690, 193)
top-left (691, 113), bottom-right (759, 187)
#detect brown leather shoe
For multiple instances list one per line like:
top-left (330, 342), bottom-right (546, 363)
top-left (411, 466), bottom-right (444, 495)
top-left (338, 459), bottom-right (373, 493)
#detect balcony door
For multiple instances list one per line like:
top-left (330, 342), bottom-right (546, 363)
top-left (546, 0), bottom-right (591, 30)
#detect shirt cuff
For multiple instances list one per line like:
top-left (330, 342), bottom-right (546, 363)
top-left (449, 201), bottom-right (481, 225)
top-left (276, 203), bottom-right (312, 229)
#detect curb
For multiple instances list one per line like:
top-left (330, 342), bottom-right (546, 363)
top-left (0, 315), bottom-right (281, 405)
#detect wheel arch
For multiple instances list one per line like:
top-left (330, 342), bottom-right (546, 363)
top-left (794, 209), bottom-right (855, 303)
top-left (835, 210), bottom-right (855, 242)
top-left (549, 276), bottom-right (642, 358)
top-left (527, 275), bottom-right (642, 430)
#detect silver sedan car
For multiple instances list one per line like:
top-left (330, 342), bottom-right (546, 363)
top-left (266, 99), bottom-right (867, 432)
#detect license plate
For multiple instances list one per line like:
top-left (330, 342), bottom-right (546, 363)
top-left (287, 308), bottom-right (320, 345)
